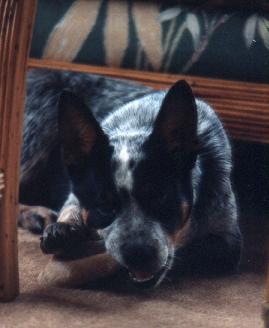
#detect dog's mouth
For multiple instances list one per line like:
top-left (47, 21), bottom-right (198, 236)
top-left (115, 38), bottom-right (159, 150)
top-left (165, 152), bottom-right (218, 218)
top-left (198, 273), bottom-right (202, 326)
top-left (128, 267), bottom-right (166, 289)
top-left (127, 255), bottom-right (173, 289)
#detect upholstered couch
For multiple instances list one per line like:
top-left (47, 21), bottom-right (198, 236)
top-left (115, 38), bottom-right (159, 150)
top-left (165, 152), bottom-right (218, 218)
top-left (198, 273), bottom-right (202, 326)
top-left (31, 0), bottom-right (269, 83)
top-left (28, 0), bottom-right (269, 144)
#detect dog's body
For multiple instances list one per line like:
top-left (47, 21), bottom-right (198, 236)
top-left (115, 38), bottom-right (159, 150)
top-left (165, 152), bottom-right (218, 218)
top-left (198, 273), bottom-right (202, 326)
top-left (19, 69), bottom-right (241, 288)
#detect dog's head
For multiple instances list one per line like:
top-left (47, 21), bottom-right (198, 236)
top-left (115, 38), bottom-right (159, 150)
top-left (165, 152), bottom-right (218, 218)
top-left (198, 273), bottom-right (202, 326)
top-left (58, 80), bottom-right (198, 288)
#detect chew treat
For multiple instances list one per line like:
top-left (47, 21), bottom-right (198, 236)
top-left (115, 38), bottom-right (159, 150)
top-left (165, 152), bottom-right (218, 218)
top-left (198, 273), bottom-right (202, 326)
top-left (38, 237), bottom-right (120, 287)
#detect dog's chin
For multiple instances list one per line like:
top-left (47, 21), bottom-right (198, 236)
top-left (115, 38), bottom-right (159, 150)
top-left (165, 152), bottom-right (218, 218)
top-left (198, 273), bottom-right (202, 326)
top-left (128, 254), bottom-right (174, 289)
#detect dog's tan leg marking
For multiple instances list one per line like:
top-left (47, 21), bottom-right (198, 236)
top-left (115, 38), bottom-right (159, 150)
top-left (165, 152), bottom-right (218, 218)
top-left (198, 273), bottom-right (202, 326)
top-left (19, 204), bottom-right (57, 221)
top-left (57, 205), bottom-right (82, 225)
top-left (19, 204), bottom-right (58, 233)
top-left (170, 219), bottom-right (192, 248)
top-left (0, 170), bottom-right (5, 199)
top-left (55, 194), bottom-right (95, 234)
top-left (169, 202), bottom-right (193, 248)
top-left (40, 193), bottom-right (98, 254)
top-left (56, 205), bottom-right (98, 240)
top-left (56, 192), bottom-right (83, 225)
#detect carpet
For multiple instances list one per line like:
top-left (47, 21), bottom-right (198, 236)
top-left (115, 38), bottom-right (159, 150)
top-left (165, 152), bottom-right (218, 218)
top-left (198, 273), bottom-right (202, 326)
top-left (0, 214), bottom-right (266, 328)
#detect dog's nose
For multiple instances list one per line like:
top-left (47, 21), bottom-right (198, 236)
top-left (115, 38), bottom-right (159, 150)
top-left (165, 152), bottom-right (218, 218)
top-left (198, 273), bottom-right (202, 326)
top-left (120, 241), bottom-right (159, 273)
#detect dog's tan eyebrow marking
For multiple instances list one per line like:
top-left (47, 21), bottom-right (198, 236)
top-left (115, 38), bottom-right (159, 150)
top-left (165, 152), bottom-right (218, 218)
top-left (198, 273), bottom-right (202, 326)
top-left (81, 208), bottom-right (89, 226)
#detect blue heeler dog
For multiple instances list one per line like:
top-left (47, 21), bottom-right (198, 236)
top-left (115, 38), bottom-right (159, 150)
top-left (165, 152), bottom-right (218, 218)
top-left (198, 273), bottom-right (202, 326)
top-left (18, 69), bottom-right (242, 288)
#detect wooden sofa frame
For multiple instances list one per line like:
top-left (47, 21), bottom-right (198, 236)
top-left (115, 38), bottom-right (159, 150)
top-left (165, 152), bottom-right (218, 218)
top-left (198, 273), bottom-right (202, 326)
top-left (28, 58), bottom-right (269, 144)
top-left (0, 6), bottom-right (269, 326)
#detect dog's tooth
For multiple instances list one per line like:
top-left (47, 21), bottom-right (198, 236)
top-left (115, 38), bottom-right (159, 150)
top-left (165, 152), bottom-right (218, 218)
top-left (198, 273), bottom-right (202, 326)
top-left (134, 276), bottom-right (154, 283)
top-left (129, 271), bottom-right (154, 282)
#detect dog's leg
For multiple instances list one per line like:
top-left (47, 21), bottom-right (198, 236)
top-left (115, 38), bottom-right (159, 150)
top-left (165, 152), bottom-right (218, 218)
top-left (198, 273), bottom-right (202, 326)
top-left (19, 204), bottom-right (58, 234)
top-left (174, 190), bottom-right (242, 276)
top-left (1, 170), bottom-right (56, 234)
top-left (0, 169), bottom-right (57, 233)
top-left (174, 231), bottom-right (242, 276)
top-left (40, 193), bottom-right (98, 254)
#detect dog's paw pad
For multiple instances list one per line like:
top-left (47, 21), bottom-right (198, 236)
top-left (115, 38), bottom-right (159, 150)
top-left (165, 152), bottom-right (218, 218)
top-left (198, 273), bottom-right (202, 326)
top-left (40, 222), bottom-right (75, 254)
top-left (19, 206), bottom-right (58, 234)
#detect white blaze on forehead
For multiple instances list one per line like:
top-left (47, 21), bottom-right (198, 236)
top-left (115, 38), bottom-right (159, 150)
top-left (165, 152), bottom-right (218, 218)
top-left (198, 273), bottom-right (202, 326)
top-left (119, 145), bottom-right (130, 163)
top-left (114, 144), bottom-right (133, 191)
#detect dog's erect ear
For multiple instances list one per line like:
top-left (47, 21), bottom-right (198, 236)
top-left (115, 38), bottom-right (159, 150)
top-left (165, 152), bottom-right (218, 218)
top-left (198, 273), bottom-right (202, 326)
top-left (58, 91), bottom-right (107, 166)
top-left (153, 80), bottom-right (198, 155)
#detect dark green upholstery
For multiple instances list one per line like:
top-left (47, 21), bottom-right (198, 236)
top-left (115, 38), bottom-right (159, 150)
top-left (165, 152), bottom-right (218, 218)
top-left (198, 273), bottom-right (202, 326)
top-left (31, 0), bottom-right (269, 83)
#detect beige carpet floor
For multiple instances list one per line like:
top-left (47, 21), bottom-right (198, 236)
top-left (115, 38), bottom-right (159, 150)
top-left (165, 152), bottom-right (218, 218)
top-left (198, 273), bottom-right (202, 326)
top-left (0, 209), bottom-right (267, 328)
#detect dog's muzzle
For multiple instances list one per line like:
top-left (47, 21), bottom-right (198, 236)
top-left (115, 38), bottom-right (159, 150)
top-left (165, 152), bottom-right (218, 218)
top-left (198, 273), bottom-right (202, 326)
top-left (118, 238), bottom-right (173, 288)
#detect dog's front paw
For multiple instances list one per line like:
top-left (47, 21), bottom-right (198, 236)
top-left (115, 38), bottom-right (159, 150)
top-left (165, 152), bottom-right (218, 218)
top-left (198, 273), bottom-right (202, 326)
top-left (40, 222), bottom-right (85, 254)
top-left (41, 222), bottom-right (73, 254)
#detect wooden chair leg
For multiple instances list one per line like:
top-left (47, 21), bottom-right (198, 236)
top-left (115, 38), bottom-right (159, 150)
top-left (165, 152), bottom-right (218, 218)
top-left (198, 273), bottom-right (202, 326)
top-left (263, 264), bottom-right (269, 327)
top-left (0, 0), bottom-right (36, 301)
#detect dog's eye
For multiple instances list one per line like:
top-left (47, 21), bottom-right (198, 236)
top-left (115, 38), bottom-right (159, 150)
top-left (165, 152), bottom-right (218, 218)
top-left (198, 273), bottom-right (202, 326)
top-left (143, 183), bottom-right (155, 195)
top-left (91, 196), bottom-right (118, 229)
top-left (96, 207), bottom-right (116, 217)
top-left (91, 207), bottom-right (116, 229)
top-left (97, 199), bottom-right (117, 213)
top-left (96, 191), bottom-right (119, 215)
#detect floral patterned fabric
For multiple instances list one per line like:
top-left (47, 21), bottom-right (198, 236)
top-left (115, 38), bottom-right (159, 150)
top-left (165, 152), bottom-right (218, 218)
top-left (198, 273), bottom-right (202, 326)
top-left (30, 0), bottom-right (269, 83)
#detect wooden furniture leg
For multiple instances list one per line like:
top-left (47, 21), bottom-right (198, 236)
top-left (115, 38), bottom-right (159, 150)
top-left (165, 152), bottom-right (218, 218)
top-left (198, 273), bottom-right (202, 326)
top-left (263, 266), bottom-right (269, 327)
top-left (0, 0), bottom-right (36, 301)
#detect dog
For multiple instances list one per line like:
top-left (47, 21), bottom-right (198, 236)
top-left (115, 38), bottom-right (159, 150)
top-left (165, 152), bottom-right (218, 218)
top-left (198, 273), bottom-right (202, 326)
top-left (18, 69), bottom-right (242, 288)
